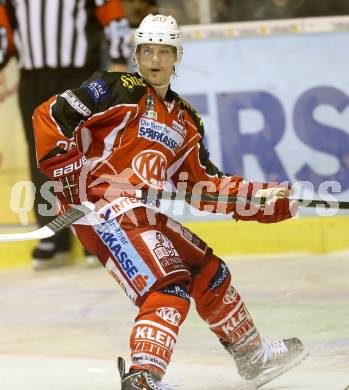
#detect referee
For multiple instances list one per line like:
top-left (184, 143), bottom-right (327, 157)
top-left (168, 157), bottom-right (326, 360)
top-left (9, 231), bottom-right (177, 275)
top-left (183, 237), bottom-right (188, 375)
top-left (0, 0), bottom-right (131, 269)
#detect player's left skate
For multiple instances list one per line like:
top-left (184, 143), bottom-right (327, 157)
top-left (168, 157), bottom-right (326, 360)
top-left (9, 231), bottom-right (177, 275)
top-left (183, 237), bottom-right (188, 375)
top-left (221, 337), bottom-right (308, 388)
top-left (118, 357), bottom-right (171, 390)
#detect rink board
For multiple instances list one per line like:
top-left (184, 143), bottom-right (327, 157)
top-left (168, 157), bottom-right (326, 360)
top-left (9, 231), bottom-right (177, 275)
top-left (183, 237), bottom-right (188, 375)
top-left (0, 215), bottom-right (348, 269)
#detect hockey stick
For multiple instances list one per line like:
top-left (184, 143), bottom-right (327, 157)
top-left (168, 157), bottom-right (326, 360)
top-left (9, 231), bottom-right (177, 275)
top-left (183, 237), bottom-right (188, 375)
top-left (0, 202), bottom-right (95, 242)
top-left (0, 189), bottom-right (347, 243)
top-left (128, 189), bottom-right (349, 209)
top-left (93, 187), bottom-right (349, 210)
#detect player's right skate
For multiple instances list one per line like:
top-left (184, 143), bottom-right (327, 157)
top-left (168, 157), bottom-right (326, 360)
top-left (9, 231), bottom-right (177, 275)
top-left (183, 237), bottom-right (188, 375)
top-left (221, 337), bottom-right (308, 388)
top-left (118, 357), bottom-right (169, 390)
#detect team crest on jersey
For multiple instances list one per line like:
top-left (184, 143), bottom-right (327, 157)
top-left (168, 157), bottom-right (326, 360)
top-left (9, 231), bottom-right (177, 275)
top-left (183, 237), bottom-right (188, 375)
top-left (138, 118), bottom-right (184, 154)
top-left (132, 150), bottom-right (167, 189)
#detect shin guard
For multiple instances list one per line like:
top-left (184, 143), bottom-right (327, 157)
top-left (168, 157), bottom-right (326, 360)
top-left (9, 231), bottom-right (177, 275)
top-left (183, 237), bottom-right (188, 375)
top-left (130, 287), bottom-right (190, 378)
top-left (191, 255), bottom-right (259, 351)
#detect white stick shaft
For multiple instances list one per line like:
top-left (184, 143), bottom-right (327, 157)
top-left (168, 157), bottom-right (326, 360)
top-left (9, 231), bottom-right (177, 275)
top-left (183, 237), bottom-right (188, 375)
top-left (0, 226), bottom-right (55, 242)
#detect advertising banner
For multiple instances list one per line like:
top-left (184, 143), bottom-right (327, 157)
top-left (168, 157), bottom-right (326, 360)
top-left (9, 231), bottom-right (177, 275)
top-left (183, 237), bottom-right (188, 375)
top-left (172, 31), bottom-right (349, 206)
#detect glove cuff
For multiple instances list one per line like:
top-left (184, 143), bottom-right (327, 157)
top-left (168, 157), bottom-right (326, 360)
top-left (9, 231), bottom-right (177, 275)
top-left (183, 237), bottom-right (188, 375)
top-left (40, 149), bottom-right (87, 180)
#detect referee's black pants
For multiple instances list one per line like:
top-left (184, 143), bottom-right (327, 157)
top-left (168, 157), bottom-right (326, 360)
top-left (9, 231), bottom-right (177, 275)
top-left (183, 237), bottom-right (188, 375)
top-left (18, 68), bottom-right (93, 250)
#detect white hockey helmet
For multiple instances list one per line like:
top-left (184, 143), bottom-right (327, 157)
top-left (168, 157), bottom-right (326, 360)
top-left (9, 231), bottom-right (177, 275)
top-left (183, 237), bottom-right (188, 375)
top-left (134, 14), bottom-right (183, 65)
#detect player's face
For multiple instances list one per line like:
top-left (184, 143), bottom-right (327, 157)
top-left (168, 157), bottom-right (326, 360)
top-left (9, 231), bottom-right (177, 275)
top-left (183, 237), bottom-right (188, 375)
top-left (137, 44), bottom-right (177, 87)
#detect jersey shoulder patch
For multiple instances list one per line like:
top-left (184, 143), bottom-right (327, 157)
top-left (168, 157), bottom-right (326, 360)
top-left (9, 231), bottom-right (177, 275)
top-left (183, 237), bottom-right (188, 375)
top-left (81, 71), bottom-right (111, 105)
top-left (111, 71), bottom-right (148, 104)
top-left (116, 72), bottom-right (149, 104)
top-left (81, 71), bottom-right (147, 109)
top-left (118, 72), bottom-right (148, 93)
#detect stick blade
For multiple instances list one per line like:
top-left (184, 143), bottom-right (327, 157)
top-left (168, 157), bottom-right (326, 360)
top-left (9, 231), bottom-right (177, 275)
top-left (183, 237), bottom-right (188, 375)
top-left (0, 202), bottom-right (95, 243)
top-left (0, 226), bottom-right (54, 242)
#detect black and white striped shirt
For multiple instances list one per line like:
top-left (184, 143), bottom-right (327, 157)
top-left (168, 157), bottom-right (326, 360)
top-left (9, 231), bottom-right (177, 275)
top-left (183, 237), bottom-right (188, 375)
top-left (1, 0), bottom-right (130, 70)
top-left (0, 25), bottom-right (7, 64)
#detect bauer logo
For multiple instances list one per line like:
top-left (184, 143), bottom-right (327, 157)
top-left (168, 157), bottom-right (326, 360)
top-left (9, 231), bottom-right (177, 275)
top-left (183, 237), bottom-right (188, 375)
top-left (53, 155), bottom-right (87, 177)
top-left (156, 307), bottom-right (182, 326)
top-left (84, 79), bottom-right (109, 103)
top-left (95, 221), bottom-right (156, 295)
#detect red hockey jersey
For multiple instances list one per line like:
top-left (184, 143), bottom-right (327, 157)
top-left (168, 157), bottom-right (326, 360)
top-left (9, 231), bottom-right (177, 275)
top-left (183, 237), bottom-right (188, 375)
top-left (33, 71), bottom-right (244, 216)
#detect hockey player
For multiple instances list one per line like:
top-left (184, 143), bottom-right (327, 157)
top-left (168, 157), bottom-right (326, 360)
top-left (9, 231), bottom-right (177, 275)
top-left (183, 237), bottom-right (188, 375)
top-left (32, 14), bottom-right (307, 390)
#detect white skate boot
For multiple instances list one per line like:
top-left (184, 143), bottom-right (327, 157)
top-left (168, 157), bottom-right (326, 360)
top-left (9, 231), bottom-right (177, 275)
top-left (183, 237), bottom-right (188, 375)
top-left (118, 357), bottom-right (170, 390)
top-left (222, 337), bottom-right (308, 388)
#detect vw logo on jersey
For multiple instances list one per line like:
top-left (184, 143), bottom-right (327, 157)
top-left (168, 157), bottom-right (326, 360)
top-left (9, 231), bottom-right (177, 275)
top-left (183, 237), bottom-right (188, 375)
top-left (132, 150), bottom-right (167, 189)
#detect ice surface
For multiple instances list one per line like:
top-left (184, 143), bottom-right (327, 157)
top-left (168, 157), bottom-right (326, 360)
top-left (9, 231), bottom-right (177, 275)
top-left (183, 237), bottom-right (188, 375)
top-left (0, 253), bottom-right (348, 389)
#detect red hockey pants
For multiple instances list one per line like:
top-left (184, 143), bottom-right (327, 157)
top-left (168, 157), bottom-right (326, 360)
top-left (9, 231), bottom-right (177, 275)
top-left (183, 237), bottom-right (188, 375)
top-left (74, 207), bottom-right (259, 377)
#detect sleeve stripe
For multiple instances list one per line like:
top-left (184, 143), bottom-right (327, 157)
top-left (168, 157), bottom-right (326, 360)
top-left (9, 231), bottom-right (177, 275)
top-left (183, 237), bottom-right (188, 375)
top-left (95, 0), bottom-right (125, 27)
